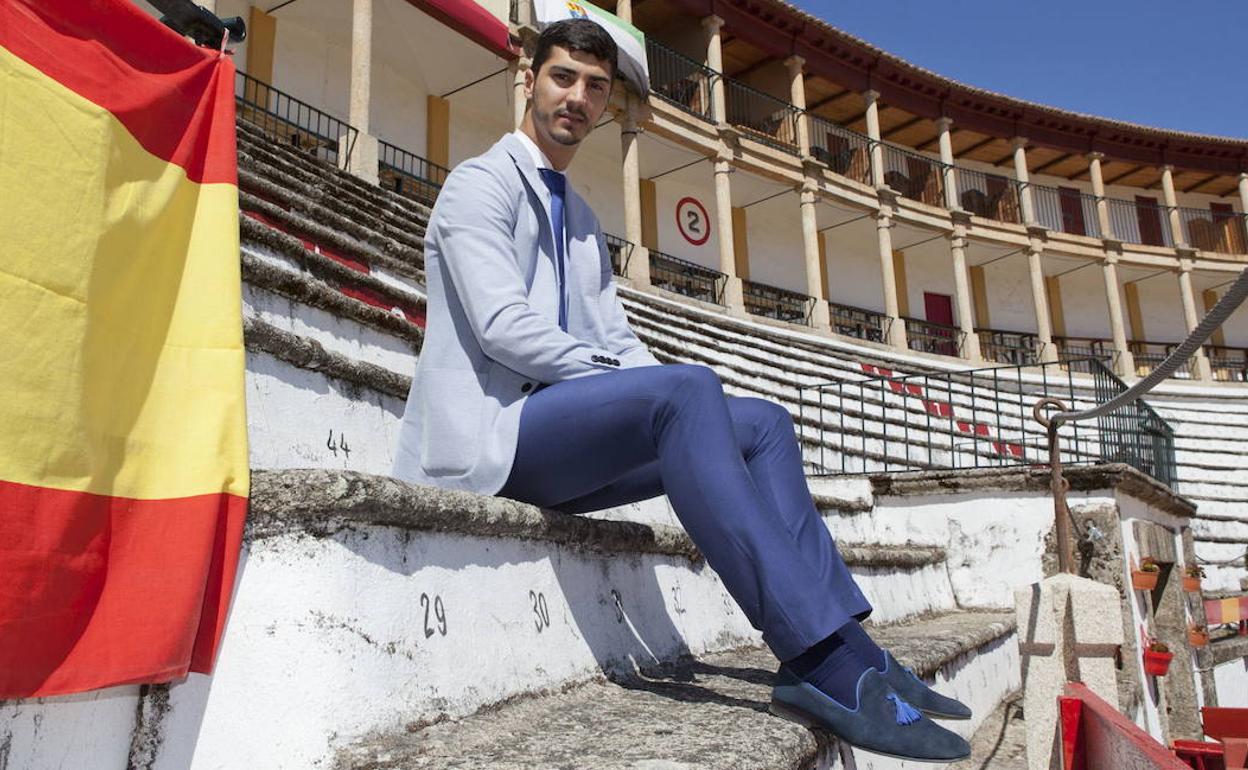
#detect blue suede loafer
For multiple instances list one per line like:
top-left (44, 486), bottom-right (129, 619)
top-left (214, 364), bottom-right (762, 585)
top-left (769, 667), bottom-right (971, 763)
top-left (880, 651), bottom-right (972, 720)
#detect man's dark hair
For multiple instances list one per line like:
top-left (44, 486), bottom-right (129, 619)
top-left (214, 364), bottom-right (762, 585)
top-left (531, 18), bottom-right (618, 81)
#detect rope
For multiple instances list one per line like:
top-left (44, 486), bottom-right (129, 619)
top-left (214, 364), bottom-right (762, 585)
top-left (1051, 266), bottom-right (1248, 428)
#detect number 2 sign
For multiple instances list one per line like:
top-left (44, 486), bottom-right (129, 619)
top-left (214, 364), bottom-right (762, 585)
top-left (676, 197), bottom-right (710, 246)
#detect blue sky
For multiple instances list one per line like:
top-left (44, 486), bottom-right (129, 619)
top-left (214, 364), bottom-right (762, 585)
top-left (788, 0), bottom-right (1246, 139)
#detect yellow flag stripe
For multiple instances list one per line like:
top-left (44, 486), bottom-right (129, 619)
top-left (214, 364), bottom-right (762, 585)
top-left (0, 46), bottom-right (248, 499)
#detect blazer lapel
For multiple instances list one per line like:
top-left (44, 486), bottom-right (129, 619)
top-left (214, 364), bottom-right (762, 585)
top-left (502, 134), bottom-right (554, 228)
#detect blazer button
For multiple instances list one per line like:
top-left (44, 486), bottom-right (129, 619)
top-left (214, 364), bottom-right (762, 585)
top-left (521, 382), bottom-right (532, 393)
top-left (611, 358), bottom-right (620, 366)
top-left (591, 355), bottom-right (601, 363)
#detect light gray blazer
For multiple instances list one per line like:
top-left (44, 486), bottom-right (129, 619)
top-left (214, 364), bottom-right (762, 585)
top-left (392, 133), bottom-right (660, 495)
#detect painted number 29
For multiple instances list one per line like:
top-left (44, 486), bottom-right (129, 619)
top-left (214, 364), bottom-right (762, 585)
top-left (420, 592), bottom-right (447, 638)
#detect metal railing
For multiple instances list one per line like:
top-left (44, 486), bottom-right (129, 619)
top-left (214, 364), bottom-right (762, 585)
top-left (830, 302), bottom-right (891, 343)
top-left (977, 327), bottom-right (1042, 366)
top-left (904, 316), bottom-right (964, 357)
top-left (1085, 358), bottom-right (1178, 487)
top-left (807, 115), bottom-right (872, 185)
top-left (1053, 337), bottom-right (1116, 373)
top-left (645, 39), bottom-right (715, 122)
top-left (955, 167), bottom-right (1023, 224)
top-left (1029, 184), bottom-right (1102, 238)
top-left (723, 79), bottom-right (800, 155)
top-left (1104, 197), bottom-right (1175, 248)
top-left (604, 233), bottom-right (633, 277)
top-left (378, 140), bottom-right (449, 207)
top-left (799, 357), bottom-right (1176, 487)
top-left (742, 279), bottom-right (814, 324)
top-left (1178, 207), bottom-right (1248, 255)
top-left (235, 71), bottom-right (357, 168)
top-left (1130, 341), bottom-right (1195, 379)
top-left (879, 143), bottom-right (946, 207)
top-left (649, 249), bottom-right (726, 305)
top-left (1206, 345), bottom-right (1248, 382)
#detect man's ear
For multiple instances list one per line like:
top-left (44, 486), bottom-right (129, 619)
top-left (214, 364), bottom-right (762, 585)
top-left (523, 65), bottom-right (535, 101)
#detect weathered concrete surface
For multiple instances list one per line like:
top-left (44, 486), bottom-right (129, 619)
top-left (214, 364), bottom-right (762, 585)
top-left (338, 611), bottom-right (1016, 770)
top-left (245, 316), bottom-right (412, 399)
top-left (1015, 574), bottom-right (1123, 770)
top-left (949, 692), bottom-right (1027, 770)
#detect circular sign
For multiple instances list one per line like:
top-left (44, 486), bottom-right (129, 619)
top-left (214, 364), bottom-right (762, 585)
top-left (675, 197), bottom-right (710, 246)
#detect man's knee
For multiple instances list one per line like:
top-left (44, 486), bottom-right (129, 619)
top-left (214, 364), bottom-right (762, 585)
top-left (731, 396), bottom-right (794, 432)
top-left (663, 363), bottom-right (724, 398)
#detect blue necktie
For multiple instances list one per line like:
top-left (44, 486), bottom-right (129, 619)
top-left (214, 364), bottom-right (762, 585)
top-left (538, 168), bottom-right (568, 331)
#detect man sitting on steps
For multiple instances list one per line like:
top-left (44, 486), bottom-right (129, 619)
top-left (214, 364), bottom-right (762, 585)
top-left (392, 18), bottom-right (973, 763)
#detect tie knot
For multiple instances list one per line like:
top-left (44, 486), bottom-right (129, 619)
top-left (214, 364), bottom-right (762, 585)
top-left (538, 168), bottom-right (566, 197)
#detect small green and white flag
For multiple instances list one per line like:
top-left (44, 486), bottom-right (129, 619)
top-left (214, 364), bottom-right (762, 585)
top-left (532, 0), bottom-right (650, 98)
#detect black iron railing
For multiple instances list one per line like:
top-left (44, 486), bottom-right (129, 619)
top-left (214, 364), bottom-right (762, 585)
top-left (604, 232), bottom-right (634, 277)
top-left (1104, 197), bottom-right (1175, 248)
top-left (1054, 337), bottom-right (1116, 374)
top-left (645, 39), bottom-right (716, 122)
top-left (879, 143), bottom-right (946, 207)
top-left (977, 327), bottom-right (1041, 366)
top-left (1178, 206), bottom-right (1247, 255)
top-left (830, 302), bottom-right (891, 343)
top-left (235, 71), bottom-right (357, 168)
top-left (904, 316), bottom-right (963, 357)
top-left (1088, 357), bottom-right (1177, 487)
top-left (807, 115), bottom-right (872, 185)
top-left (742, 279), bottom-right (814, 324)
top-left (799, 356), bottom-right (1176, 488)
top-left (1029, 183), bottom-right (1102, 238)
top-left (955, 167), bottom-right (1023, 224)
top-left (1130, 341), bottom-right (1195, 379)
top-left (649, 249), bottom-right (726, 305)
top-left (723, 79), bottom-right (800, 155)
top-left (378, 140), bottom-right (449, 207)
top-left (1206, 345), bottom-right (1248, 382)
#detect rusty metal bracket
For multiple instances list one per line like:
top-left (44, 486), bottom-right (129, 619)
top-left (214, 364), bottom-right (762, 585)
top-left (1034, 397), bottom-right (1074, 575)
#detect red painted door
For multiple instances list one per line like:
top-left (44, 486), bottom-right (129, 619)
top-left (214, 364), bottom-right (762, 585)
top-left (924, 292), bottom-right (956, 355)
top-left (1059, 187), bottom-right (1086, 236)
top-left (1136, 195), bottom-right (1165, 247)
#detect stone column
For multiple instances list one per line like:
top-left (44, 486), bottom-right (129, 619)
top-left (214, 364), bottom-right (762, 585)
top-left (936, 117), bottom-right (959, 210)
top-left (1028, 245), bottom-right (1058, 362)
top-left (1102, 253), bottom-right (1136, 377)
top-left (875, 203), bottom-right (907, 348)
top-left (1177, 261), bottom-right (1213, 380)
top-left (950, 214), bottom-right (981, 361)
top-left (1088, 152), bottom-right (1113, 239)
top-left (1012, 137), bottom-right (1036, 225)
top-left (343, 0), bottom-right (379, 183)
top-left (785, 55), bottom-right (811, 157)
top-left (615, 0), bottom-right (632, 23)
top-left (620, 93), bottom-right (650, 287)
top-left (702, 15), bottom-right (727, 124)
top-left (1239, 172), bottom-right (1248, 217)
top-left (512, 57), bottom-right (531, 130)
top-left (713, 156), bottom-right (745, 313)
top-left (800, 187), bottom-right (831, 329)
top-left (864, 90), bottom-right (886, 189)
top-left (1161, 165), bottom-right (1186, 248)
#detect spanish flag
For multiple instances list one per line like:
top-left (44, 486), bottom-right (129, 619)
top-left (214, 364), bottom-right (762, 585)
top-left (0, 0), bottom-right (248, 697)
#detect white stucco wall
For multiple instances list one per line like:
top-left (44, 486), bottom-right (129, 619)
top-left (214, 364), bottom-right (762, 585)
top-left (653, 174), bottom-right (721, 268)
top-left (1213, 657), bottom-right (1248, 708)
top-left (740, 196), bottom-right (807, 292)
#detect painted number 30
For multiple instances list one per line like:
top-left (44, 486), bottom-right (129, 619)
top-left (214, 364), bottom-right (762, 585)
top-left (529, 590), bottom-right (551, 632)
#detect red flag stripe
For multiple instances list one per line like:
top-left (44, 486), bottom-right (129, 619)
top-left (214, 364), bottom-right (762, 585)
top-left (0, 0), bottom-right (236, 184)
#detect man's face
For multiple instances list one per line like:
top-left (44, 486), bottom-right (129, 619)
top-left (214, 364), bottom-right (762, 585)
top-left (525, 45), bottom-right (613, 148)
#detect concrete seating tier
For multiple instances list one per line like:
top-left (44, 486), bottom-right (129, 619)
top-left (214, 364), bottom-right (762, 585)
top-left (234, 121), bottom-right (1248, 588)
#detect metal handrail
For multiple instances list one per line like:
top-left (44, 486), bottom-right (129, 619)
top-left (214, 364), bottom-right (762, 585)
top-left (235, 71), bottom-right (358, 168)
top-left (742, 279), bottom-right (814, 325)
top-left (603, 232), bottom-right (634, 277)
top-left (377, 140), bottom-right (449, 207)
top-left (645, 39), bottom-right (716, 122)
top-left (648, 249), bottom-right (727, 305)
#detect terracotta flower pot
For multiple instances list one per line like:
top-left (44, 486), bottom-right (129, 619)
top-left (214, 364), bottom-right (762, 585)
top-left (1143, 649), bottom-right (1173, 676)
top-left (1188, 629), bottom-right (1209, 648)
top-left (1132, 570), bottom-right (1160, 591)
top-left (1182, 575), bottom-right (1202, 593)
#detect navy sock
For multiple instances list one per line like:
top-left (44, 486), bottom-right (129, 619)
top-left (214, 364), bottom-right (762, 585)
top-left (838, 620), bottom-right (887, 670)
top-left (785, 631), bottom-right (870, 709)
